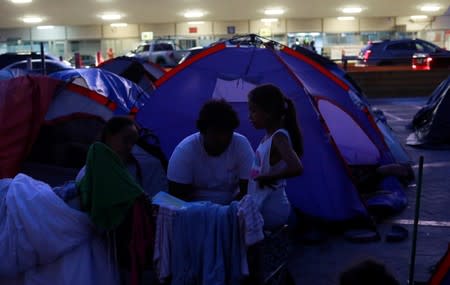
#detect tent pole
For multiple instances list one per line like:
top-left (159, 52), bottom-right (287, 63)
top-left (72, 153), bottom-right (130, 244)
top-left (408, 155), bottom-right (424, 285)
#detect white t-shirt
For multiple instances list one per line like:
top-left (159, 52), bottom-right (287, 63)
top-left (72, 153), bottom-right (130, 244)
top-left (167, 132), bottom-right (254, 205)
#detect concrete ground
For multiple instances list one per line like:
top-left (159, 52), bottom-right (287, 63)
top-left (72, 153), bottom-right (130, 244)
top-left (287, 97), bottom-right (450, 285)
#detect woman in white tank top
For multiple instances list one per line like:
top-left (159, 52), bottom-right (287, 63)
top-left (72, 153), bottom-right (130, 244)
top-left (247, 84), bottom-right (304, 230)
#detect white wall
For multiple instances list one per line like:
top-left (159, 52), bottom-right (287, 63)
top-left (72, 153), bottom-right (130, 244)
top-left (323, 18), bottom-right (359, 33)
top-left (175, 21), bottom-right (213, 36)
top-left (66, 25), bottom-right (101, 40)
top-left (360, 17), bottom-right (395, 32)
top-left (31, 26), bottom-right (66, 41)
top-left (0, 28), bottom-right (31, 41)
top-left (139, 23), bottom-right (175, 37)
top-left (417, 30), bottom-right (446, 46)
top-left (286, 18), bottom-right (321, 32)
top-left (213, 21), bottom-right (249, 36)
top-left (102, 24), bottom-right (139, 38)
top-left (396, 16), bottom-right (432, 32)
top-left (249, 19), bottom-right (286, 35)
top-left (432, 15), bottom-right (450, 30)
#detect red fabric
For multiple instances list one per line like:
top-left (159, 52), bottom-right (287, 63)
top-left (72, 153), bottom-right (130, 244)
top-left (429, 244), bottom-right (450, 285)
top-left (129, 197), bottom-right (154, 285)
top-left (0, 76), bottom-right (60, 178)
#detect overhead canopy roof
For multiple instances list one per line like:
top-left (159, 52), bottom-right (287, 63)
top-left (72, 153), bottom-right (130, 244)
top-left (0, 0), bottom-right (448, 28)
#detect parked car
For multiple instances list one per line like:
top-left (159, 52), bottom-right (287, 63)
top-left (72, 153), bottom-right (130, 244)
top-left (412, 52), bottom-right (450, 70)
top-left (0, 52), bottom-right (59, 69)
top-left (127, 40), bottom-right (189, 67)
top-left (357, 38), bottom-right (450, 66)
top-left (68, 54), bottom-right (97, 68)
top-left (2, 59), bottom-right (73, 74)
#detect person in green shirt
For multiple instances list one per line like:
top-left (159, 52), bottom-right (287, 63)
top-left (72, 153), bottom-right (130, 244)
top-left (77, 116), bottom-right (155, 284)
top-left (76, 116), bottom-right (144, 230)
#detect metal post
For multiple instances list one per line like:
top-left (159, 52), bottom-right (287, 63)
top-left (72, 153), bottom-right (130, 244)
top-left (40, 42), bottom-right (46, 75)
top-left (26, 57), bottom-right (32, 70)
top-left (409, 155), bottom-right (424, 285)
top-left (74, 52), bottom-right (81, 68)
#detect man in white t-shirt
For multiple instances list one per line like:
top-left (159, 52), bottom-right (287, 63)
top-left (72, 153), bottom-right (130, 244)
top-left (167, 100), bottom-right (254, 205)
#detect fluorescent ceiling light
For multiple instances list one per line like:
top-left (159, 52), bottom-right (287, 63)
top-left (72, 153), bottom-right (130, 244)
top-left (110, 22), bottom-right (127, 27)
top-left (184, 11), bottom-right (204, 18)
top-left (99, 13), bottom-right (122, 20)
top-left (337, 16), bottom-right (355, 21)
top-left (187, 21), bottom-right (204, 25)
top-left (420, 4), bottom-right (441, 12)
top-left (22, 16), bottom-right (43, 23)
top-left (10, 0), bottom-right (32, 3)
top-left (261, 18), bottom-right (278, 23)
top-left (37, 25), bottom-right (54, 29)
top-left (411, 15), bottom-right (429, 20)
top-left (342, 7), bottom-right (363, 13)
top-left (264, 8), bottom-right (284, 15)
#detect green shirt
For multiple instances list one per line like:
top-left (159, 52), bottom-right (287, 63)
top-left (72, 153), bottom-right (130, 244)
top-left (77, 142), bottom-right (143, 230)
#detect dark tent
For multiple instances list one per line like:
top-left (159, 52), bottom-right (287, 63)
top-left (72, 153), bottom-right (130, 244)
top-left (97, 56), bottom-right (165, 93)
top-left (407, 76), bottom-right (450, 148)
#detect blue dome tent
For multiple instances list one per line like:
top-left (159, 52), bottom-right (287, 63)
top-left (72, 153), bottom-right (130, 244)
top-left (136, 35), bottom-right (408, 221)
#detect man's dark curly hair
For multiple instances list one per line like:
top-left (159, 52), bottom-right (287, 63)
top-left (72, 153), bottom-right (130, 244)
top-left (196, 99), bottom-right (240, 134)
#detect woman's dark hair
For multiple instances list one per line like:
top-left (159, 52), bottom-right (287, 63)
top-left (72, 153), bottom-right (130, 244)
top-left (248, 84), bottom-right (303, 157)
top-left (340, 259), bottom-right (400, 285)
top-left (100, 116), bottom-right (136, 143)
top-left (196, 99), bottom-right (240, 134)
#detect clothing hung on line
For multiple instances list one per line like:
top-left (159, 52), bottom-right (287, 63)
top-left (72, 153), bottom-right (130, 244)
top-left (152, 193), bottom-right (264, 283)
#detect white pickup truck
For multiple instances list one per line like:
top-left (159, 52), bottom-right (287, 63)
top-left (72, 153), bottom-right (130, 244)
top-left (127, 41), bottom-right (188, 67)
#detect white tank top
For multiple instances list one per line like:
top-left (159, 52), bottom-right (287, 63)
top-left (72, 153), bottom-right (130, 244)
top-left (248, 129), bottom-right (291, 211)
